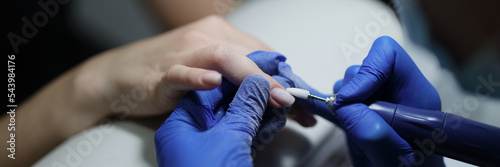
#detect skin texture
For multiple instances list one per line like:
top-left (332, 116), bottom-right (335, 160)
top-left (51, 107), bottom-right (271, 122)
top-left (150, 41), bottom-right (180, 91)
top-left (0, 15), bottom-right (298, 166)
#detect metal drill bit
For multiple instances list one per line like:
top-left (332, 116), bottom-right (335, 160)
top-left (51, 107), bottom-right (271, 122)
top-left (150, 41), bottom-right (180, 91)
top-left (308, 92), bottom-right (337, 113)
top-left (308, 94), bottom-right (329, 102)
top-left (286, 88), bottom-right (337, 112)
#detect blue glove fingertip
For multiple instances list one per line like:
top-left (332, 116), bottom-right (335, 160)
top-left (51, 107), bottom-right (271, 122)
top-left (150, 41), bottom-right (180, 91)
top-left (334, 79), bottom-right (343, 94)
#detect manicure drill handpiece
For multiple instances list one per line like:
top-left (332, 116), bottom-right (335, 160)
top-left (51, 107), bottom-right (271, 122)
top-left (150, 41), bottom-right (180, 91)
top-left (286, 87), bottom-right (500, 167)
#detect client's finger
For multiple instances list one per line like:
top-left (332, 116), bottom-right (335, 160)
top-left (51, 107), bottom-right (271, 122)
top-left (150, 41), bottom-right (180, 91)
top-left (185, 45), bottom-right (293, 108)
top-left (160, 64), bottom-right (222, 100)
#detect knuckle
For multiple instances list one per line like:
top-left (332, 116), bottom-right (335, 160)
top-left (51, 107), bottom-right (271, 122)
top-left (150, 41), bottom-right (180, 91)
top-left (165, 64), bottom-right (183, 82)
top-left (206, 44), bottom-right (232, 67)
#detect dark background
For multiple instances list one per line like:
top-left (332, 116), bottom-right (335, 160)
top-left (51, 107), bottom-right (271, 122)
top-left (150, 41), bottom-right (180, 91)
top-left (4, 1), bottom-right (102, 114)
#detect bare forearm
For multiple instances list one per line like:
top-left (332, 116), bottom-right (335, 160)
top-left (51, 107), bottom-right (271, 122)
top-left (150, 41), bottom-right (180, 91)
top-left (145, 0), bottom-right (241, 28)
top-left (0, 67), bottom-right (108, 166)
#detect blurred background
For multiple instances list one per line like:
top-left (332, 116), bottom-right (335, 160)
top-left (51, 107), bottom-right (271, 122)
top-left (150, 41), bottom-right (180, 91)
top-left (4, 0), bottom-right (499, 166)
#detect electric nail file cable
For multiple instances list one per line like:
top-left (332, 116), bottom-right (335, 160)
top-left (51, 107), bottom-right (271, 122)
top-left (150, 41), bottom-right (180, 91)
top-left (286, 88), bottom-right (500, 167)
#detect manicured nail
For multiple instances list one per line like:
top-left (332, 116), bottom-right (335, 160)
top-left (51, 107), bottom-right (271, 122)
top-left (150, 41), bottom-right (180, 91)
top-left (271, 88), bottom-right (295, 107)
top-left (201, 72), bottom-right (222, 85)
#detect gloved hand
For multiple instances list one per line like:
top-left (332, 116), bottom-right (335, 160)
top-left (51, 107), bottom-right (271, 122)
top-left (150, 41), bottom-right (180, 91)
top-left (154, 51), bottom-right (295, 167)
top-left (276, 36), bottom-right (446, 166)
top-left (154, 75), bottom-right (271, 167)
top-left (331, 36), bottom-right (445, 167)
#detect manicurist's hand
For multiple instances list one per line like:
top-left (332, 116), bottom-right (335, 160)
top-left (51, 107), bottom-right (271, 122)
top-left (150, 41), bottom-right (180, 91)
top-left (275, 36), bottom-right (446, 167)
top-left (155, 75), bottom-right (271, 167)
top-left (332, 36), bottom-right (444, 167)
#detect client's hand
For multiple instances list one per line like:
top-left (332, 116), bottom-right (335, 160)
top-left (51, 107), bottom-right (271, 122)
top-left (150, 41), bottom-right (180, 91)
top-left (4, 15), bottom-right (298, 167)
top-left (74, 15), bottom-right (290, 120)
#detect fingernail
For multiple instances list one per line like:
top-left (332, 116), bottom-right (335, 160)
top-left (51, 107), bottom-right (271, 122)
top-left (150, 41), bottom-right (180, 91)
top-left (271, 88), bottom-right (295, 107)
top-left (201, 72), bottom-right (222, 85)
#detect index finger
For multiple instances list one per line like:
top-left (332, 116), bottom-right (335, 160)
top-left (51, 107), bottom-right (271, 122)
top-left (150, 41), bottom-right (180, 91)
top-left (183, 44), bottom-right (293, 108)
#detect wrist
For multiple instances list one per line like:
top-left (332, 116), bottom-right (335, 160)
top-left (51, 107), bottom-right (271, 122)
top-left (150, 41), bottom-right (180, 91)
top-left (57, 68), bottom-right (111, 138)
top-left (72, 54), bottom-right (116, 119)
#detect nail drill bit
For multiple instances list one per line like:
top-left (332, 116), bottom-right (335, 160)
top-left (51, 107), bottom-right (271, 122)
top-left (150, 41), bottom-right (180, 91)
top-left (286, 88), bottom-right (336, 113)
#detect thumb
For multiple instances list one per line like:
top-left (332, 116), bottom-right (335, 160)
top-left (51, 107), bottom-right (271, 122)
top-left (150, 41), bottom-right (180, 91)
top-left (217, 75), bottom-right (271, 138)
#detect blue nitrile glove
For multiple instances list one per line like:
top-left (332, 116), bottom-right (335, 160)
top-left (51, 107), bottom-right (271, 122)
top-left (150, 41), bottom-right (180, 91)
top-left (332, 36), bottom-right (445, 167)
top-left (154, 75), bottom-right (271, 167)
top-left (154, 51), bottom-right (294, 167)
top-left (247, 51), bottom-right (292, 154)
top-left (269, 36), bottom-right (445, 166)
top-left (236, 51), bottom-right (305, 157)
